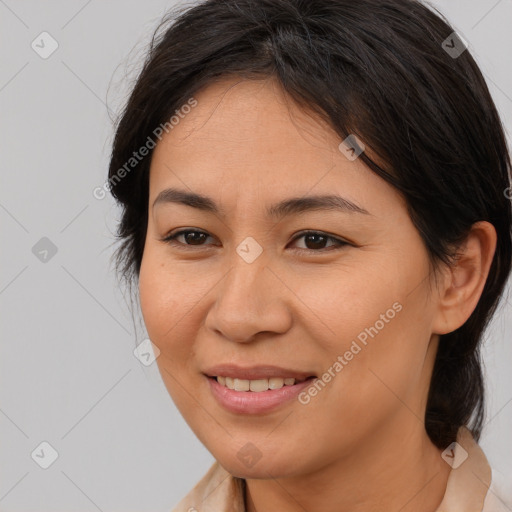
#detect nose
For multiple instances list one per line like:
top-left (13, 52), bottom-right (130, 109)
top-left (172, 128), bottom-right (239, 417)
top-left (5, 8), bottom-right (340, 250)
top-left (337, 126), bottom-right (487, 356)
top-left (204, 250), bottom-right (292, 343)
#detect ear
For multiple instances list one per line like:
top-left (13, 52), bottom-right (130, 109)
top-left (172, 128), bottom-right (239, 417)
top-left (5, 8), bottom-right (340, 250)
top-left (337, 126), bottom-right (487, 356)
top-left (431, 221), bottom-right (497, 335)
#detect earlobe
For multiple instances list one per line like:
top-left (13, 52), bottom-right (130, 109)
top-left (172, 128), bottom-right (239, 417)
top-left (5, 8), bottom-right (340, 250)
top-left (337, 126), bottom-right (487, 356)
top-left (431, 221), bottom-right (497, 335)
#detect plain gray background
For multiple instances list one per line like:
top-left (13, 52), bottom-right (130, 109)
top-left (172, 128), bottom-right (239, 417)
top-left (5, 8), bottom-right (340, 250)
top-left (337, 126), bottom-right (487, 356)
top-left (1, 1), bottom-right (511, 510)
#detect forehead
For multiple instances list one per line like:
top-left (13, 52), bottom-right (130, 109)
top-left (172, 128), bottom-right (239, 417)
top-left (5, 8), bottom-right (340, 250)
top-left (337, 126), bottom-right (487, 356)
top-left (148, 77), bottom-right (403, 217)
top-left (155, 77), bottom-right (339, 163)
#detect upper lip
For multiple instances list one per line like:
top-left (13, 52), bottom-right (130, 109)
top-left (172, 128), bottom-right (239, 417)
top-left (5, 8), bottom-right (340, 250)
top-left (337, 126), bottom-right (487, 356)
top-left (203, 364), bottom-right (316, 380)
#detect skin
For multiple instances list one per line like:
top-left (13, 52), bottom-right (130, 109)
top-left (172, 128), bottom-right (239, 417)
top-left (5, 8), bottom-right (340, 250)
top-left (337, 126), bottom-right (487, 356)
top-left (138, 76), bottom-right (497, 512)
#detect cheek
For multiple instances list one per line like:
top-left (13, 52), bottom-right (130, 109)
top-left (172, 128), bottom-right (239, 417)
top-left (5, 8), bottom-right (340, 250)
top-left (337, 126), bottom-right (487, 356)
top-left (315, 288), bottom-right (435, 437)
top-left (138, 255), bottom-right (203, 415)
top-left (139, 245), bottom-right (196, 338)
top-left (139, 249), bottom-right (188, 358)
top-left (290, 262), bottom-right (403, 354)
top-left (138, 247), bottom-right (216, 378)
top-left (296, 259), bottom-right (434, 415)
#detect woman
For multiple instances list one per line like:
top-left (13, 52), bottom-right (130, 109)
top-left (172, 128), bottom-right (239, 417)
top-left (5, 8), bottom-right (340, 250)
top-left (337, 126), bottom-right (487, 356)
top-left (107, 0), bottom-right (512, 510)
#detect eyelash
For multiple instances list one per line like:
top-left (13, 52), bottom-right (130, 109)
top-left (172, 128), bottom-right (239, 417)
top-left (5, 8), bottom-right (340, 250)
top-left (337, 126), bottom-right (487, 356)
top-left (160, 229), bottom-right (349, 253)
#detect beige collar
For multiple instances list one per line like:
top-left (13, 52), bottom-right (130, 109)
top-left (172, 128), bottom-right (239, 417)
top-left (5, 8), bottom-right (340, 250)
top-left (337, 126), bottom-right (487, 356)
top-left (435, 426), bottom-right (492, 511)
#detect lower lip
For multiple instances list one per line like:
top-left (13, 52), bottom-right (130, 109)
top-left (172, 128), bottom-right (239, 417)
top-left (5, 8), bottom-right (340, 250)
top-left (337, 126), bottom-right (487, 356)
top-left (206, 376), bottom-right (316, 414)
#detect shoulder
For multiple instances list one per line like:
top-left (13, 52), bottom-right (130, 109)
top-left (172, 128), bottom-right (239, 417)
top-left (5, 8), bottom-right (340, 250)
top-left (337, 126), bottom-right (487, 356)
top-left (482, 468), bottom-right (512, 512)
top-left (170, 461), bottom-right (246, 512)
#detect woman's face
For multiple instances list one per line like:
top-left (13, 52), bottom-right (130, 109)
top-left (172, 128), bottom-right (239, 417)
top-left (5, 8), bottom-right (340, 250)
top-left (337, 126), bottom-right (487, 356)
top-left (139, 77), bottom-right (444, 478)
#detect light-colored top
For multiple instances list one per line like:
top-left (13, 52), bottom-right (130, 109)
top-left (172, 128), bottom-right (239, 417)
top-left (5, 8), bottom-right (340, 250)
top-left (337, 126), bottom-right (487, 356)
top-left (171, 428), bottom-right (511, 511)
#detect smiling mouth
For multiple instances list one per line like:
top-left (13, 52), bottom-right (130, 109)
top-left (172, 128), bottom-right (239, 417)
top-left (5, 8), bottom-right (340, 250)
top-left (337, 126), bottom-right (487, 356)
top-left (210, 375), bottom-right (316, 392)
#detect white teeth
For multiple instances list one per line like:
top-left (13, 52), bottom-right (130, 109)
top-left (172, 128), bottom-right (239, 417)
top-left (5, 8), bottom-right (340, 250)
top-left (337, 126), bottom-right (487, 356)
top-left (234, 378), bottom-right (250, 391)
top-left (249, 379), bottom-right (269, 392)
top-left (215, 376), bottom-right (302, 391)
top-left (269, 377), bottom-right (285, 389)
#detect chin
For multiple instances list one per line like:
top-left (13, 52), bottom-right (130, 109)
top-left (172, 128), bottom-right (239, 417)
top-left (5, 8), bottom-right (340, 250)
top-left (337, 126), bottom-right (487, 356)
top-left (215, 449), bottom-right (306, 480)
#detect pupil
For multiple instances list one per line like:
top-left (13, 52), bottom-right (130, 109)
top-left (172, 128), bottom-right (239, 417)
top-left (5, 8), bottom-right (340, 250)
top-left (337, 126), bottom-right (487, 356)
top-left (306, 234), bottom-right (326, 249)
top-left (186, 232), bottom-right (206, 245)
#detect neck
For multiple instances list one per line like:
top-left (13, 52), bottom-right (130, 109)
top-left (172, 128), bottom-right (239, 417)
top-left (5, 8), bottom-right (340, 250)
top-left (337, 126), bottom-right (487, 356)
top-left (244, 419), bottom-right (452, 512)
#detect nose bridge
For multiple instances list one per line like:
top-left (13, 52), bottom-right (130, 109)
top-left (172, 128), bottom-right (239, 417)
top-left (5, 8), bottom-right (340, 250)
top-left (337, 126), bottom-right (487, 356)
top-left (220, 247), bottom-right (269, 316)
top-left (205, 244), bottom-right (289, 342)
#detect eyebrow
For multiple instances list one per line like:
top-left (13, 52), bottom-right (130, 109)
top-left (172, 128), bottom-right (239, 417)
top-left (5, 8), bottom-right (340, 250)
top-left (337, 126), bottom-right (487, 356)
top-left (152, 187), bottom-right (371, 218)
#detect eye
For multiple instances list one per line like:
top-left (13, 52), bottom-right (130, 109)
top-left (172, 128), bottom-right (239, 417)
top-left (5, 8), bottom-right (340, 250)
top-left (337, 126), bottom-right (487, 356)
top-left (161, 229), bottom-right (349, 252)
top-left (289, 230), bottom-right (349, 252)
top-left (161, 229), bottom-right (217, 248)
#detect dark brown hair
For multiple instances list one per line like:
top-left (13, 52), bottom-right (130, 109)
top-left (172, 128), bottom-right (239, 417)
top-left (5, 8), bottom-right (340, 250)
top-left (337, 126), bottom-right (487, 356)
top-left (108, 0), bottom-right (512, 448)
